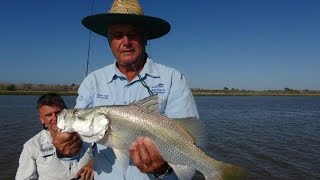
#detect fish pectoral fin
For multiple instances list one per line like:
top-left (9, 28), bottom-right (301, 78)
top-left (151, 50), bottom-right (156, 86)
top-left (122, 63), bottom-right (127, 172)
top-left (96, 134), bottom-right (109, 145)
top-left (133, 94), bottom-right (160, 113)
top-left (170, 164), bottom-right (196, 180)
top-left (106, 131), bottom-right (131, 149)
top-left (113, 148), bottom-right (130, 171)
top-left (172, 117), bottom-right (209, 148)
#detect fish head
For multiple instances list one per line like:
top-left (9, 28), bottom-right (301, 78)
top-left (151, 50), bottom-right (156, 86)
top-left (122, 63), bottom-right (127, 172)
top-left (57, 108), bottom-right (110, 143)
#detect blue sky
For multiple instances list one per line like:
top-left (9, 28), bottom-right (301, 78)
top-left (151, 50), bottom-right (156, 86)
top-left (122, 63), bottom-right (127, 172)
top-left (1, 0), bottom-right (319, 90)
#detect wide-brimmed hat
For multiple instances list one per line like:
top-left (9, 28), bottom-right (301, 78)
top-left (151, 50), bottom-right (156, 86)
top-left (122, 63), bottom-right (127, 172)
top-left (82, 0), bottom-right (171, 40)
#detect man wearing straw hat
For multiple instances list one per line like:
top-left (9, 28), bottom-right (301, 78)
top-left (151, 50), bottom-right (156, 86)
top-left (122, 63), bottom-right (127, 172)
top-left (54, 0), bottom-right (199, 179)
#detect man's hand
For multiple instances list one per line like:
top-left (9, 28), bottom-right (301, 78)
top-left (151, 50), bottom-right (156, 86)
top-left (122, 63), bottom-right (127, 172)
top-left (130, 137), bottom-right (169, 174)
top-left (52, 132), bottom-right (82, 157)
top-left (73, 160), bottom-right (94, 180)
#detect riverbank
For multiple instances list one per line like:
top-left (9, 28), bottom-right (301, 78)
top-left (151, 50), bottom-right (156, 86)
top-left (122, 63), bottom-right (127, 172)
top-left (0, 90), bottom-right (77, 96)
top-left (191, 90), bottom-right (320, 96)
top-left (1, 90), bottom-right (320, 96)
top-left (1, 83), bottom-right (319, 96)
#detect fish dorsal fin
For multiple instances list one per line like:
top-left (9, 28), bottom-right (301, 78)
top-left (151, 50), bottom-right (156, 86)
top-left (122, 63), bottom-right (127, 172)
top-left (172, 117), bottom-right (209, 148)
top-left (132, 95), bottom-right (160, 113)
top-left (170, 164), bottom-right (196, 180)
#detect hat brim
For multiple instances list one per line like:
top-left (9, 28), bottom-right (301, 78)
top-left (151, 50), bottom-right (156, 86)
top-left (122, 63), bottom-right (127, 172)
top-left (82, 14), bottom-right (170, 40)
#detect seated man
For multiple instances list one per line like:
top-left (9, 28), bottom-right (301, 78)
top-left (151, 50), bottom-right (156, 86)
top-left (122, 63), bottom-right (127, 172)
top-left (16, 93), bottom-right (94, 180)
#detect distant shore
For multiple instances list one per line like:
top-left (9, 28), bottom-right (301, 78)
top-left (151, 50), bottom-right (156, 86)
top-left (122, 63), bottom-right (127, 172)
top-left (191, 88), bottom-right (320, 96)
top-left (0, 90), bottom-right (77, 96)
top-left (1, 90), bottom-right (320, 96)
top-left (1, 83), bottom-right (319, 96)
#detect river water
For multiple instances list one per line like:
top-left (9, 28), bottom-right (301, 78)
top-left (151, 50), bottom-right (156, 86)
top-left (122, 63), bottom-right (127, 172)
top-left (0, 95), bottom-right (319, 179)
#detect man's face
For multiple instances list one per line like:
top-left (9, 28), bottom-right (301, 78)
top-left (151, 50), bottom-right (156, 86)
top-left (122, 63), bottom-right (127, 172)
top-left (38, 105), bottom-right (62, 137)
top-left (108, 24), bottom-right (146, 66)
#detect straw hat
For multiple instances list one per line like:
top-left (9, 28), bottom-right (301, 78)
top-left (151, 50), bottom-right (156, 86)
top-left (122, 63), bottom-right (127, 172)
top-left (82, 0), bottom-right (171, 40)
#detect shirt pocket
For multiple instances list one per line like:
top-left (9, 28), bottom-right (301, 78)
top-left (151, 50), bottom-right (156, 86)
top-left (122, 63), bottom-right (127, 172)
top-left (93, 93), bottom-right (114, 106)
top-left (40, 143), bottom-right (55, 157)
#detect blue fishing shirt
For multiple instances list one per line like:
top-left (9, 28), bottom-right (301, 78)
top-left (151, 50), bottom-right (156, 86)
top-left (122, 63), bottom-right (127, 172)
top-left (75, 58), bottom-right (199, 179)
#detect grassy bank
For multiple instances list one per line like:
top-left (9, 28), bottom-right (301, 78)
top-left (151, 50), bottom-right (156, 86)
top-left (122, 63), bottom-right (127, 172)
top-left (1, 83), bottom-right (319, 96)
top-left (0, 90), bottom-right (77, 96)
top-left (191, 88), bottom-right (320, 96)
top-left (1, 90), bottom-right (320, 96)
top-left (192, 91), bottom-right (320, 96)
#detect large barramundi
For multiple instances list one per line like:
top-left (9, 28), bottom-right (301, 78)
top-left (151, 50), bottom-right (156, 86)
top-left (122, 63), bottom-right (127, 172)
top-left (57, 95), bottom-right (247, 180)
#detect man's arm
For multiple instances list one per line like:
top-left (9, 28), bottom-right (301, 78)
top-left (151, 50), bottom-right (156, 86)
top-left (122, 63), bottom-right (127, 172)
top-left (16, 145), bottom-right (38, 179)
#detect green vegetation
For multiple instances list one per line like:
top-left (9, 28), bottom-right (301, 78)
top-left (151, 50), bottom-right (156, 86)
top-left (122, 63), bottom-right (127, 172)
top-left (192, 87), bottom-right (320, 96)
top-left (0, 83), bottom-right (319, 96)
top-left (0, 83), bottom-right (79, 96)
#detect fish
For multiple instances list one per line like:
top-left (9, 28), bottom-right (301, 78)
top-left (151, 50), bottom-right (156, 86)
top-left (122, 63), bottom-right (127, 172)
top-left (57, 95), bottom-right (248, 180)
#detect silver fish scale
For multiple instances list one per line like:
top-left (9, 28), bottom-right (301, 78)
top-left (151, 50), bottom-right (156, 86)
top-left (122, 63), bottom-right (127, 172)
top-left (58, 98), bottom-right (248, 179)
top-left (106, 105), bottom-right (194, 141)
top-left (103, 105), bottom-right (218, 175)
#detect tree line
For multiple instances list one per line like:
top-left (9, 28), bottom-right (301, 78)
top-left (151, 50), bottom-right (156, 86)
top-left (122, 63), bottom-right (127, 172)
top-left (0, 83), bottom-right (79, 92)
top-left (1, 83), bottom-right (319, 96)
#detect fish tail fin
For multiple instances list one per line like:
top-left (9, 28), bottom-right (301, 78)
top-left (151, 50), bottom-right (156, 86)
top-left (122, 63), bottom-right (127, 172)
top-left (205, 163), bottom-right (248, 180)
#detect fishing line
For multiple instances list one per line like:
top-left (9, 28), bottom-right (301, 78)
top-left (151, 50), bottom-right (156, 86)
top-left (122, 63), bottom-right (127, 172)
top-left (131, 64), bottom-right (154, 96)
top-left (147, 40), bottom-right (152, 58)
top-left (85, 0), bottom-right (95, 76)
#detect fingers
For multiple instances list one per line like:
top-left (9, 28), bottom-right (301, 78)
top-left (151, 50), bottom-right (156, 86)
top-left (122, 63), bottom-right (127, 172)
top-left (130, 138), bottom-right (142, 169)
top-left (68, 133), bottom-right (83, 155)
top-left (83, 168), bottom-right (94, 180)
top-left (84, 169), bottom-right (94, 180)
top-left (137, 137), bottom-right (153, 167)
top-left (73, 168), bottom-right (82, 179)
top-left (52, 132), bottom-right (83, 157)
top-left (143, 137), bottom-right (166, 173)
top-left (130, 137), bottom-right (166, 173)
top-left (74, 167), bottom-right (94, 180)
top-left (144, 138), bottom-right (162, 163)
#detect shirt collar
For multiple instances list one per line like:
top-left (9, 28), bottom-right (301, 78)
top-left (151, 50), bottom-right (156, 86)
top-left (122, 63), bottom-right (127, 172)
top-left (107, 57), bottom-right (160, 84)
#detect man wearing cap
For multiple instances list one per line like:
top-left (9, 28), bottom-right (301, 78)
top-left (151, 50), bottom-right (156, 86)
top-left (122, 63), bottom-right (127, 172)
top-left (53, 0), bottom-right (199, 179)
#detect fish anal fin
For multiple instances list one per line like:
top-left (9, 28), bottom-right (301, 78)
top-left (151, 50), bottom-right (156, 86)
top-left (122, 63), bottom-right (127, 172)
top-left (170, 164), bottom-right (196, 180)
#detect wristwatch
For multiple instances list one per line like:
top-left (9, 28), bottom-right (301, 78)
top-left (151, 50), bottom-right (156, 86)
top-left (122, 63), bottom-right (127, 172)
top-left (153, 165), bottom-right (173, 178)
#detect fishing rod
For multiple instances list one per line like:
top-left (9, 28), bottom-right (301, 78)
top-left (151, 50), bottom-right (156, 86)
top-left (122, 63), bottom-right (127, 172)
top-left (85, 0), bottom-right (95, 77)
